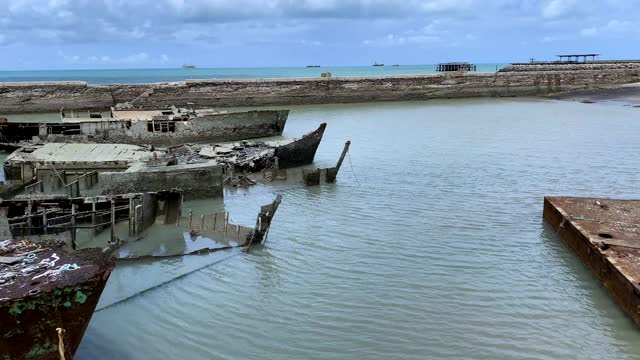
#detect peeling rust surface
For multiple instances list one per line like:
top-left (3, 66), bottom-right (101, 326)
top-left (0, 239), bottom-right (115, 359)
top-left (544, 196), bottom-right (640, 326)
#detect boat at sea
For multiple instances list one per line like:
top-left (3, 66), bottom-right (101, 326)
top-left (372, 62), bottom-right (384, 67)
top-left (181, 65), bottom-right (196, 69)
top-left (0, 107), bottom-right (289, 147)
top-left (305, 65), bottom-right (321, 68)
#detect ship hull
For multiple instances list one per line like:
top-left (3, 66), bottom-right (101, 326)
top-left (0, 110), bottom-right (289, 146)
top-left (0, 248), bottom-right (115, 359)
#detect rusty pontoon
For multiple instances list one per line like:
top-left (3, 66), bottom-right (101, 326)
top-left (544, 196), bottom-right (640, 326)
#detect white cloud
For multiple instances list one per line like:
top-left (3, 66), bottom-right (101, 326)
top-left (580, 19), bottom-right (635, 38)
top-left (123, 52), bottom-right (150, 64)
top-left (56, 50), bottom-right (162, 66)
top-left (541, 0), bottom-right (577, 19)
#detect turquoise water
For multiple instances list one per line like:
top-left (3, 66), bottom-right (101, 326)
top-left (69, 98), bottom-right (640, 359)
top-left (0, 64), bottom-right (507, 84)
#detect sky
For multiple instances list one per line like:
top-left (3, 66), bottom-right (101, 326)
top-left (0, 0), bottom-right (638, 70)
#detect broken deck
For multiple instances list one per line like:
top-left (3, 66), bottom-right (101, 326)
top-left (543, 196), bottom-right (640, 326)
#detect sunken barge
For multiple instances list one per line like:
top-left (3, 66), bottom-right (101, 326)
top-left (0, 108), bottom-right (289, 146)
top-left (0, 239), bottom-right (115, 359)
top-left (2, 123), bottom-right (346, 198)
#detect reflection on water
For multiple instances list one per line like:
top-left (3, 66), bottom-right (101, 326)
top-left (8, 98), bottom-right (640, 359)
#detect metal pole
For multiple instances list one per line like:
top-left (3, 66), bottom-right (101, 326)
top-left (110, 199), bottom-right (115, 244)
top-left (71, 205), bottom-right (77, 250)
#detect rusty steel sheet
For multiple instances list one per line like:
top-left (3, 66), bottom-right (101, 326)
top-left (544, 196), bottom-right (640, 326)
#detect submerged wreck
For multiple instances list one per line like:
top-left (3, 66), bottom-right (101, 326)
top-left (0, 191), bottom-right (282, 258)
top-left (0, 191), bottom-right (281, 358)
top-left (0, 108), bottom-right (289, 146)
top-left (3, 123), bottom-right (349, 198)
top-left (0, 239), bottom-right (115, 359)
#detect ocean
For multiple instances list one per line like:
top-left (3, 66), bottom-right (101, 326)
top-left (61, 98), bottom-right (640, 359)
top-left (0, 64), bottom-right (507, 84)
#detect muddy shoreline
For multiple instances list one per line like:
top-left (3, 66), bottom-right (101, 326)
top-left (549, 82), bottom-right (640, 107)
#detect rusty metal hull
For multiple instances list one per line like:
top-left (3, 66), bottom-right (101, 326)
top-left (543, 196), bottom-right (640, 326)
top-left (274, 122), bottom-right (326, 168)
top-left (0, 244), bottom-right (115, 359)
top-left (0, 110), bottom-right (289, 146)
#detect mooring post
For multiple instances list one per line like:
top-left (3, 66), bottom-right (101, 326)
top-left (110, 199), bottom-right (116, 244)
top-left (188, 210), bottom-right (193, 229)
top-left (128, 197), bottom-right (134, 237)
top-left (134, 205), bottom-right (142, 236)
top-left (71, 204), bottom-right (77, 250)
top-left (26, 201), bottom-right (32, 236)
top-left (42, 208), bottom-right (48, 234)
top-left (200, 215), bottom-right (205, 231)
top-left (335, 140), bottom-right (351, 172)
top-left (91, 202), bottom-right (96, 226)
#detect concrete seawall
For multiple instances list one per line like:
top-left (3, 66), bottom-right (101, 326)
top-left (1, 68), bottom-right (640, 113)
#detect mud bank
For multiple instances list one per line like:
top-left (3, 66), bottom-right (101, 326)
top-left (1, 68), bottom-right (640, 113)
top-left (551, 82), bottom-right (640, 107)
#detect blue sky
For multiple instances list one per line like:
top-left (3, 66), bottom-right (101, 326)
top-left (0, 0), bottom-right (638, 70)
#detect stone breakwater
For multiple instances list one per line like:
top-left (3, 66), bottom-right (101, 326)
top-left (499, 61), bottom-right (640, 73)
top-left (1, 67), bottom-right (640, 113)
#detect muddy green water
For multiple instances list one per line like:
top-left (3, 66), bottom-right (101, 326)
top-left (8, 98), bottom-right (640, 359)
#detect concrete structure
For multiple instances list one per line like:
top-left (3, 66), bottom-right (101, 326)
top-left (3, 143), bottom-right (157, 187)
top-left (1, 63), bottom-right (640, 113)
top-left (99, 162), bottom-right (224, 200)
top-left (544, 196), bottom-right (640, 326)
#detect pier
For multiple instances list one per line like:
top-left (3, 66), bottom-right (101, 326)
top-left (437, 62), bottom-right (476, 72)
top-left (544, 196), bottom-right (640, 326)
top-left (557, 54), bottom-right (600, 63)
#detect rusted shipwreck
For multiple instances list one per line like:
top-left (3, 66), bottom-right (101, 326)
top-left (0, 239), bottom-right (115, 359)
top-left (0, 108), bottom-right (289, 146)
top-left (3, 123), bottom-right (349, 198)
top-left (0, 191), bottom-right (283, 258)
top-left (0, 191), bottom-right (282, 358)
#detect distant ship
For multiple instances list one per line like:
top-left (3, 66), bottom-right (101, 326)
top-left (392, 64), bottom-right (400, 67)
top-left (372, 62), bottom-right (384, 67)
top-left (306, 65), bottom-right (321, 68)
top-left (182, 64), bottom-right (196, 69)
